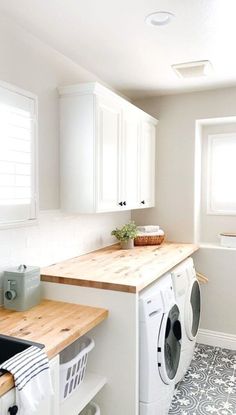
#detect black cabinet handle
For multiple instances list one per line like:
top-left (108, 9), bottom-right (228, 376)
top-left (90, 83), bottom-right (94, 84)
top-left (8, 406), bottom-right (18, 415)
top-left (118, 202), bottom-right (123, 206)
top-left (123, 201), bottom-right (127, 206)
top-left (141, 200), bottom-right (145, 204)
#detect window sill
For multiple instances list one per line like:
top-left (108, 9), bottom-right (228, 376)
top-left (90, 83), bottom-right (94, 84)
top-left (199, 242), bottom-right (236, 251)
top-left (206, 211), bottom-right (236, 216)
top-left (0, 218), bottom-right (38, 231)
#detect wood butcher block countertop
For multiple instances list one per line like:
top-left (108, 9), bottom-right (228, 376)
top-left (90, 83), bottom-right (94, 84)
top-left (41, 242), bottom-right (199, 293)
top-left (0, 299), bottom-right (108, 396)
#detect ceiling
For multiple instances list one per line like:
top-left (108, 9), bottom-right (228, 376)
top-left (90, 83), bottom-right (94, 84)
top-left (0, 0), bottom-right (236, 98)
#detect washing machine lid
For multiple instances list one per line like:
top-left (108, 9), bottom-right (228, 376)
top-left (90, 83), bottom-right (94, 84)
top-left (158, 304), bottom-right (181, 384)
top-left (185, 279), bottom-right (201, 340)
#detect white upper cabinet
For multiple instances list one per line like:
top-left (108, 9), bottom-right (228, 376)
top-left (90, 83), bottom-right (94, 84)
top-left (96, 95), bottom-right (122, 212)
top-left (121, 107), bottom-right (140, 210)
top-left (59, 82), bottom-right (158, 213)
top-left (139, 117), bottom-right (156, 208)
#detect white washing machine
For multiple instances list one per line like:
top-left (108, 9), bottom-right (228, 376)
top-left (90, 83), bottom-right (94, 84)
top-left (171, 257), bottom-right (201, 383)
top-left (139, 273), bottom-right (182, 415)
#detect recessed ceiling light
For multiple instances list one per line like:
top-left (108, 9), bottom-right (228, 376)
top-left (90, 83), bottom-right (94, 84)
top-left (145, 11), bottom-right (175, 27)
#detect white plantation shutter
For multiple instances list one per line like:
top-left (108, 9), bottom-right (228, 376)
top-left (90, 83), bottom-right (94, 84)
top-left (0, 83), bottom-right (37, 225)
top-left (207, 133), bottom-right (236, 214)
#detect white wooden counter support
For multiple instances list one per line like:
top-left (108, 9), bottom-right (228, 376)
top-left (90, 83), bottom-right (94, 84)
top-left (43, 283), bottom-right (139, 415)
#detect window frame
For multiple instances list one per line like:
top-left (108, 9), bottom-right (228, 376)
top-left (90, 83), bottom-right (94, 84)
top-left (207, 132), bottom-right (236, 216)
top-left (0, 80), bottom-right (38, 229)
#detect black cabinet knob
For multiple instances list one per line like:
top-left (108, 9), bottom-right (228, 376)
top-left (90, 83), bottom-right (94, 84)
top-left (8, 406), bottom-right (18, 415)
top-left (141, 200), bottom-right (145, 204)
top-left (123, 201), bottom-right (127, 206)
top-left (118, 202), bottom-right (123, 206)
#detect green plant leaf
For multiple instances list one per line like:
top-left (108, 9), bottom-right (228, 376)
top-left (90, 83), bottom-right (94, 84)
top-left (111, 221), bottom-right (138, 241)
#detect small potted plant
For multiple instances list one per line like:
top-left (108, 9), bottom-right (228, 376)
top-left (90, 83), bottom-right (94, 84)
top-left (111, 221), bottom-right (138, 249)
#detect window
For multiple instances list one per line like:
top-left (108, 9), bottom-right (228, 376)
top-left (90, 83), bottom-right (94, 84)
top-left (207, 133), bottom-right (236, 214)
top-left (0, 82), bottom-right (37, 226)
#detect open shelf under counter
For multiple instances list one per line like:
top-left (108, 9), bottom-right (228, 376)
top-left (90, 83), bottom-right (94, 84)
top-left (59, 372), bottom-right (107, 415)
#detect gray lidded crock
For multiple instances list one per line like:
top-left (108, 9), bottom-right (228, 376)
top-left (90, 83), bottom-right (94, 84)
top-left (3, 264), bottom-right (41, 311)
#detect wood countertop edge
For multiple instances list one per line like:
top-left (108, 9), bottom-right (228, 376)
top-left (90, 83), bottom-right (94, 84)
top-left (0, 374), bottom-right (14, 397)
top-left (41, 274), bottom-right (137, 293)
top-left (0, 303), bottom-right (108, 397)
top-left (136, 245), bottom-right (199, 291)
top-left (46, 308), bottom-right (108, 358)
top-left (41, 244), bottom-right (199, 293)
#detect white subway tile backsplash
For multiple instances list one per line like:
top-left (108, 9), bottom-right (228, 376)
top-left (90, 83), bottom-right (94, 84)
top-left (0, 209), bottom-right (130, 304)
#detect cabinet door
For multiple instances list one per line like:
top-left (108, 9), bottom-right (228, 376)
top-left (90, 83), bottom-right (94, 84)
top-left (122, 109), bottom-right (140, 209)
top-left (96, 96), bottom-right (122, 212)
top-left (139, 119), bottom-right (156, 208)
top-left (1, 356), bottom-right (59, 415)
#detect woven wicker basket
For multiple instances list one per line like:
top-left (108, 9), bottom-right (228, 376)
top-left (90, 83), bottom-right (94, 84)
top-left (134, 234), bottom-right (165, 246)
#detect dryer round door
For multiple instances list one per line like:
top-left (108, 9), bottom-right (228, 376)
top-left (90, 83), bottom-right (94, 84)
top-left (185, 279), bottom-right (201, 341)
top-left (158, 304), bottom-right (182, 384)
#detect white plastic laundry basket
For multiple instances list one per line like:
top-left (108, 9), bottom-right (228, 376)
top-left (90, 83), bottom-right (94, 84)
top-left (79, 402), bottom-right (100, 415)
top-left (59, 335), bottom-right (95, 401)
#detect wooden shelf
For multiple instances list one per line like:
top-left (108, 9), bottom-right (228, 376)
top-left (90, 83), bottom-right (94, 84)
top-left (60, 372), bottom-right (106, 415)
top-left (0, 300), bottom-right (108, 397)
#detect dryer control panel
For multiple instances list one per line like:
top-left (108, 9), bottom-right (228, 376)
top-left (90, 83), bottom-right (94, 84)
top-left (139, 273), bottom-right (175, 321)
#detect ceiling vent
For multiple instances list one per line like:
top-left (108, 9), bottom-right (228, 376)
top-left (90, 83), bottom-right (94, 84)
top-left (172, 60), bottom-right (213, 78)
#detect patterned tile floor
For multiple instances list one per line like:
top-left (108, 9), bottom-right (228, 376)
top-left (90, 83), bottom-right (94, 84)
top-left (169, 344), bottom-right (236, 415)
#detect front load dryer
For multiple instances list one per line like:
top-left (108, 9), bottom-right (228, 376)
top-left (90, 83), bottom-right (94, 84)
top-left (139, 273), bottom-right (182, 415)
top-left (171, 257), bottom-right (201, 383)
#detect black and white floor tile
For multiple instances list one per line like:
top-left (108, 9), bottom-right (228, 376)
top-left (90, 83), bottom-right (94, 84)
top-left (169, 344), bottom-right (236, 415)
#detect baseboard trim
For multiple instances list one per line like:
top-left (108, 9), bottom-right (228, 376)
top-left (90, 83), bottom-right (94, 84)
top-left (197, 329), bottom-right (236, 350)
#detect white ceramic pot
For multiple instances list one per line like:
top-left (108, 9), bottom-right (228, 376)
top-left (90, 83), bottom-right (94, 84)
top-left (120, 239), bottom-right (134, 250)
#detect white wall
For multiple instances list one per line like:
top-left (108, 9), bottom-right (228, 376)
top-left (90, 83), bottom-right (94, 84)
top-left (0, 14), bottom-right (102, 209)
top-left (132, 87), bottom-right (236, 335)
top-left (132, 87), bottom-right (236, 242)
top-left (0, 14), bottom-right (130, 302)
top-left (193, 246), bottom-right (236, 335)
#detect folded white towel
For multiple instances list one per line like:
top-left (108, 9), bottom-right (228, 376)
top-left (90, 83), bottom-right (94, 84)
top-left (137, 225), bottom-right (160, 233)
top-left (0, 345), bottom-right (53, 415)
top-left (137, 229), bottom-right (165, 237)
